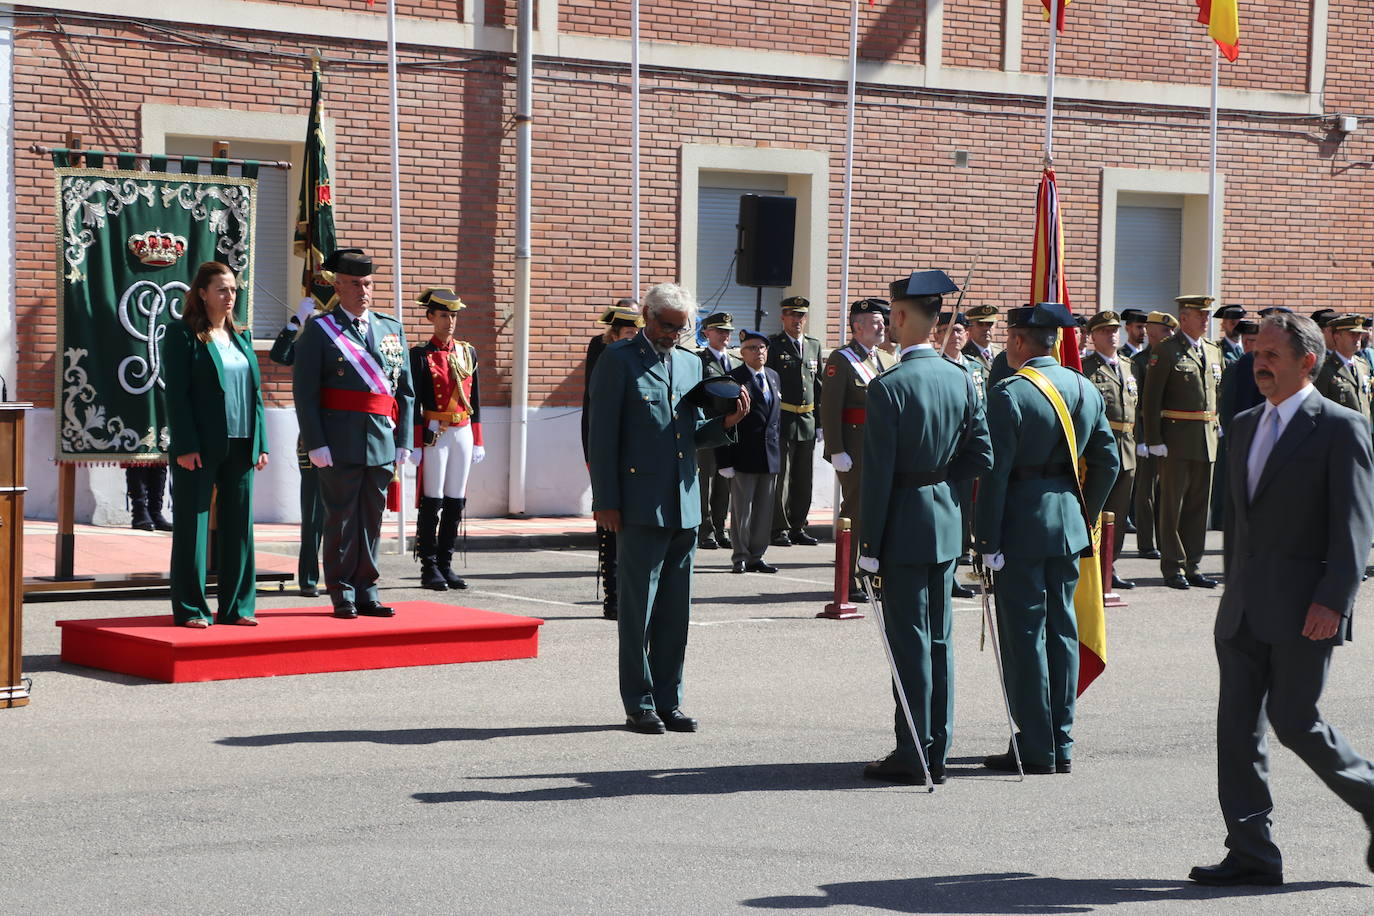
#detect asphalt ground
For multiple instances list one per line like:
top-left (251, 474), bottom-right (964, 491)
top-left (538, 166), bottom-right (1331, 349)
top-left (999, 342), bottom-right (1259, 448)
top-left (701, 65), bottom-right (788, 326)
top-left (3, 532), bottom-right (1373, 915)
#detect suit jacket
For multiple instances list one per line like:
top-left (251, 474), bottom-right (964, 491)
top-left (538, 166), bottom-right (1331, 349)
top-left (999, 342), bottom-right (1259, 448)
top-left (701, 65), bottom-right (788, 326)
top-left (162, 322), bottom-right (269, 462)
top-left (860, 348), bottom-right (992, 563)
top-left (1219, 391), bottom-right (1374, 645)
top-left (588, 332), bottom-right (735, 529)
top-left (1141, 333), bottom-right (1223, 460)
top-left (292, 309), bottom-right (416, 466)
top-left (1218, 336), bottom-right (1243, 365)
top-left (974, 356), bottom-right (1119, 558)
top-left (766, 332), bottom-right (822, 441)
top-left (716, 365), bottom-right (781, 474)
top-left (1082, 350), bottom-right (1138, 472)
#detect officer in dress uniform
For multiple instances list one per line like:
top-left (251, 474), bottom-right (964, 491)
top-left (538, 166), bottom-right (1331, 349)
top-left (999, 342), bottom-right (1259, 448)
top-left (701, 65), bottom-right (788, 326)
top-left (767, 297), bottom-right (823, 547)
top-left (292, 248), bottom-right (415, 618)
top-left (962, 305), bottom-right (1001, 371)
top-left (935, 309), bottom-right (984, 598)
top-left (820, 297), bottom-right (898, 599)
top-left (1141, 294), bottom-right (1223, 590)
top-left (975, 303), bottom-right (1118, 776)
top-left (1081, 311), bottom-right (1138, 589)
top-left (1213, 304), bottom-right (1246, 364)
top-left (410, 287), bottom-right (484, 592)
top-left (856, 270), bottom-right (992, 785)
top-left (1132, 311), bottom-right (1177, 559)
top-left (696, 312), bottom-right (738, 550)
top-left (1315, 314), bottom-right (1374, 430)
top-left (1119, 309), bottom-right (1149, 360)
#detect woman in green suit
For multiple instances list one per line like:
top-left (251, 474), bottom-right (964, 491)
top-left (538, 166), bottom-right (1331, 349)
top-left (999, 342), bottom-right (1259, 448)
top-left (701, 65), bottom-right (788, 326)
top-left (162, 261), bottom-right (270, 627)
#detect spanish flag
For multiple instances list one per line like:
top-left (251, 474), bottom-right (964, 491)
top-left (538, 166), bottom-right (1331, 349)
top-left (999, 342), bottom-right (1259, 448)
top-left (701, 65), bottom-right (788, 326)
top-left (1196, 0), bottom-right (1240, 62)
top-left (1041, 0), bottom-right (1071, 32)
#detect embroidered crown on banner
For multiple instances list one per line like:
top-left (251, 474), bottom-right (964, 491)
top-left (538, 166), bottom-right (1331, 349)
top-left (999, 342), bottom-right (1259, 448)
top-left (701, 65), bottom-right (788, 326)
top-left (127, 229), bottom-right (189, 268)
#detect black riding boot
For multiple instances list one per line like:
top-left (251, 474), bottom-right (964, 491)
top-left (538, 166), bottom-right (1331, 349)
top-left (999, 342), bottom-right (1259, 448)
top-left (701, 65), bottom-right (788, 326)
top-left (126, 468), bottom-right (153, 531)
top-left (436, 497), bottom-right (467, 589)
top-left (146, 464), bottom-right (173, 531)
top-left (598, 525), bottom-right (618, 620)
top-left (416, 496), bottom-right (447, 590)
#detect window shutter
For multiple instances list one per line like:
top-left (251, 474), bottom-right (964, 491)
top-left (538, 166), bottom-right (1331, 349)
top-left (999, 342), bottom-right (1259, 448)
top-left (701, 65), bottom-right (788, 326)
top-left (1114, 205), bottom-right (1183, 313)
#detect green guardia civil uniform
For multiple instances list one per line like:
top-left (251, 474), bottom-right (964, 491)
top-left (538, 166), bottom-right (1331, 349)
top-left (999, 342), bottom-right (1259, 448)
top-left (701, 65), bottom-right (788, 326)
top-left (1140, 331), bottom-right (1223, 578)
top-left (1082, 344), bottom-right (1138, 559)
top-left (269, 320), bottom-right (325, 591)
top-left (162, 322), bottom-right (269, 625)
top-left (695, 324), bottom-right (739, 544)
top-left (588, 332), bottom-right (735, 715)
top-left (766, 325), bottom-right (823, 538)
top-left (974, 346), bottom-right (1118, 770)
top-left (945, 349), bottom-right (987, 557)
top-left (1314, 351), bottom-right (1374, 431)
top-left (860, 345), bottom-right (991, 770)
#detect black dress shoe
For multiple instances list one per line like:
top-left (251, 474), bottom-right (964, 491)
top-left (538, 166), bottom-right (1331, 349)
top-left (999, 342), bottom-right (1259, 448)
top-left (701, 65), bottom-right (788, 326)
top-left (1111, 574), bottom-right (1135, 590)
top-left (718, 533), bottom-right (731, 549)
top-left (300, 585), bottom-right (319, 598)
top-left (731, 561), bottom-right (746, 574)
top-left (357, 602), bottom-right (396, 617)
top-left (602, 601), bottom-right (618, 621)
top-left (1164, 574), bottom-right (1191, 590)
top-left (1140, 548), bottom-right (1162, 560)
top-left (1366, 825), bottom-right (1374, 872)
top-left (1186, 573), bottom-right (1218, 588)
top-left (862, 752), bottom-right (926, 785)
top-left (698, 536), bottom-right (719, 550)
top-left (333, 602), bottom-right (358, 619)
top-left (850, 588), bottom-right (869, 603)
top-left (1124, 520), bottom-right (1137, 534)
top-left (746, 561), bottom-right (778, 573)
top-left (956, 553), bottom-right (973, 566)
top-left (625, 709), bottom-right (666, 734)
top-left (928, 765), bottom-right (947, 785)
top-left (790, 530), bottom-right (819, 546)
top-left (1056, 760), bottom-right (1072, 774)
top-left (1188, 857), bottom-right (1283, 886)
top-left (770, 532), bottom-right (793, 547)
top-left (951, 581), bottom-right (975, 599)
top-left (657, 708), bottom-right (699, 732)
top-left (983, 750), bottom-right (1053, 775)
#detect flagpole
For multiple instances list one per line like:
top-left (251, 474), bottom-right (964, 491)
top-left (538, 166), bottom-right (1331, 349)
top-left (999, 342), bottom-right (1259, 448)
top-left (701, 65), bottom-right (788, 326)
top-left (509, 0), bottom-right (533, 516)
top-left (386, 0), bottom-right (407, 554)
top-left (835, 0), bottom-right (859, 538)
top-left (1207, 44), bottom-right (1219, 305)
top-left (630, 0), bottom-right (641, 297)
top-left (1044, 0), bottom-right (1060, 165)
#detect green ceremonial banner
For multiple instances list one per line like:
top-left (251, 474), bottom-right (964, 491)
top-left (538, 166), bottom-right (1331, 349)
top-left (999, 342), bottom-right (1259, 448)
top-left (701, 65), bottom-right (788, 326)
top-left (294, 63), bottom-right (336, 308)
top-left (54, 166), bottom-right (256, 463)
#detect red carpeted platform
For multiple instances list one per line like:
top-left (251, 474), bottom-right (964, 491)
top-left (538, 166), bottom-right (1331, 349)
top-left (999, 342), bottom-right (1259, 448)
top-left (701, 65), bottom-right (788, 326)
top-left (56, 602), bottom-right (544, 683)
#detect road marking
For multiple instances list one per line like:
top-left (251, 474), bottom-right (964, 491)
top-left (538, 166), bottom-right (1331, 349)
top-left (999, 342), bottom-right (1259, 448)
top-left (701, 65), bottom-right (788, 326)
top-left (464, 588), bottom-right (583, 608)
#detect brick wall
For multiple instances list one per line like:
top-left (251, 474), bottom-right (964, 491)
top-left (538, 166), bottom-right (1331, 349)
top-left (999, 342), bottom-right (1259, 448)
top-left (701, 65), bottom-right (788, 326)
top-left (943, 0), bottom-right (1003, 70)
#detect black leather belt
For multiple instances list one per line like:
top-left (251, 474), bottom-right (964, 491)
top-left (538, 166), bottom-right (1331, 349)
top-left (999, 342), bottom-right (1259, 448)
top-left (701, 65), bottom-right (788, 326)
top-left (894, 469), bottom-right (948, 488)
top-left (1010, 461), bottom-right (1075, 482)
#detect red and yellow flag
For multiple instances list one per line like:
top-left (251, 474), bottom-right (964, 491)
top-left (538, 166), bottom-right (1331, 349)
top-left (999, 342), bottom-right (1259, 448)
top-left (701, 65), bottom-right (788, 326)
top-left (1041, 0), bottom-right (1071, 32)
top-left (1196, 0), bottom-right (1240, 62)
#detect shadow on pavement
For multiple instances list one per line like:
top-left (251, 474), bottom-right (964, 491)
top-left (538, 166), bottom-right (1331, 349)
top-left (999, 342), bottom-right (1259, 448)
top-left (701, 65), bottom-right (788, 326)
top-left (217, 724), bottom-right (620, 747)
top-left (740, 872), bottom-right (1365, 912)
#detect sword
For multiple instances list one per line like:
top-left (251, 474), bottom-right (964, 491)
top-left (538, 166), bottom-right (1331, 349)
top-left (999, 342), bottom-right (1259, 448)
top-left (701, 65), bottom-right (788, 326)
top-left (939, 259), bottom-right (980, 356)
top-left (860, 573), bottom-right (935, 793)
top-left (973, 558), bottom-right (1024, 781)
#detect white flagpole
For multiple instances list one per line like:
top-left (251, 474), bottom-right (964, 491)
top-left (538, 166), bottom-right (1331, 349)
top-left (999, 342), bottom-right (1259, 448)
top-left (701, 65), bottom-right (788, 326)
top-left (631, 0), bottom-right (641, 297)
top-left (1207, 44), bottom-right (1219, 303)
top-left (1044, 0), bottom-right (1060, 165)
top-left (834, 0), bottom-right (859, 537)
top-left (386, 0), bottom-right (407, 554)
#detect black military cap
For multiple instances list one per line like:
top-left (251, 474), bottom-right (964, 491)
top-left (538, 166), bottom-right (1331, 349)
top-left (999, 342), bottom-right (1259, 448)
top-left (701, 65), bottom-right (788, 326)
top-left (890, 269), bottom-right (959, 303)
top-left (1212, 304), bottom-right (1246, 320)
top-left (1119, 308), bottom-right (1149, 324)
top-left (1235, 319), bottom-right (1261, 336)
top-left (779, 296), bottom-right (811, 313)
top-left (324, 247), bottom-right (372, 277)
top-left (1365, 318), bottom-right (1373, 330)
top-left (1310, 308), bottom-right (1339, 327)
top-left (1326, 314), bottom-right (1366, 332)
top-left (415, 287), bottom-right (464, 312)
top-left (702, 311), bottom-right (735, 331)
top-left (684, 375), bottom-right (743, 415)
top-left (935, 311), bottom-right (969, 327)
top-left (1007, 302), bottom-right (1076, 329)
top-left (966, 304), bottom-right (999, 323)
top-left (849, 298), bottom-right (890, 316)
top-left (1085, 311), bottom-right (1121, 332)
top-left (1075, 315), bottom-right (1089, 328)
top-left (1257, 306), bottom-right (1293, 316)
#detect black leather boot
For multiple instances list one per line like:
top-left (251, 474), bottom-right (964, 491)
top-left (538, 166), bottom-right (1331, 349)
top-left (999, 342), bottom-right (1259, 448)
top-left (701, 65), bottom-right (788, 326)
top-left (436, 497), bottom-right (467, 589)
top-left (415, 496), bottom-right (447, 590)
top-left (126, 468), bottom-right (154, 531)
top-left (145, 464), bottom-right (173, 531)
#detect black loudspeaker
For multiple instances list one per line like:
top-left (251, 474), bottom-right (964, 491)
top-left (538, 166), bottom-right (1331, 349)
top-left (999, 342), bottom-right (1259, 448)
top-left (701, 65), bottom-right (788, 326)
top-left (736, 194), bottom-right (796, 288)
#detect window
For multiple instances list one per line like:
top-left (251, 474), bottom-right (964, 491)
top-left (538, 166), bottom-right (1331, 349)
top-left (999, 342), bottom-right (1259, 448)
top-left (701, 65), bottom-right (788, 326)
top-left (1113, 203), bottom-right (1183, 314)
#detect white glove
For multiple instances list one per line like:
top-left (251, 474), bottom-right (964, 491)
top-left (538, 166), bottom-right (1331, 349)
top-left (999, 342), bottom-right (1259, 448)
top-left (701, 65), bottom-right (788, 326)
top-left (718, 467), bottom-right (736, 479)
top-left (1148, 444), bottom-right (1168, 457)
top-left (395, 447), bottom-right (411, 466)
top-left (292, 298), bottom-right (315, 327)
top-left (308, 446), bottom-right (333, 468)
top-left (831, 451), bottom-right (854, 473)
top-left (427, 419), bottom-right (441, 432)
top-left (816, 429), bottom-right (824, 444)
top-left (1135, 444), bottom-right (1148, 457)
top-left (471, 445), bottom-right (486, 465)
top-left (1216, 427), bottom-right (1224, 439)
top-left (982, 552), bottom-right (1005, 571)
top-left (857, 556), bottom-right (880, 574)
top-left (407, 448), bottom-right (422, 465)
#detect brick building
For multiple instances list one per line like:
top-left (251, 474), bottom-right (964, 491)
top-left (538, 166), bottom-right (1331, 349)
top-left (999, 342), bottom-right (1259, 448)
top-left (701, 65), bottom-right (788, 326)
top-left (1, 0), bottom-right (1370, 521)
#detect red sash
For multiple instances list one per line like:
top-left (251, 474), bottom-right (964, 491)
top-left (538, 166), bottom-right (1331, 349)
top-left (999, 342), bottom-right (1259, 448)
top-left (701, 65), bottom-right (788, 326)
top-left (321, 387), bottom-right (398, 424)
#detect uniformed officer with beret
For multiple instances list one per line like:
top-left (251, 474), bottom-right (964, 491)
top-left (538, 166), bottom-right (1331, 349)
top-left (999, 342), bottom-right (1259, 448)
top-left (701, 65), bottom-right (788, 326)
top-left (975, 302), bottom-right (1118, 776)
top-left (767, 297), bottom-right (823, 547)
top-left (1082, 311), bottom-right (1138, 588)
top-left (821, 297), bottom-right (897, 598)
top-left (1213, 304), bottom-right (1246, 364)
top-left (1132, 310), bottom-right (1177, 559)
top-left (1315, 314), bottom-right (1374, 429)
top-left (963, 304), bottom-right (1001, 372)
top-left (1312, 308), bottom-right (1339, 353)
top-left (1141, 294), bottom-right (1223, 589)
top-left (696, 311), bottom-right (739, 550)
top-left (1119, 309), bottom-right (1149, 361)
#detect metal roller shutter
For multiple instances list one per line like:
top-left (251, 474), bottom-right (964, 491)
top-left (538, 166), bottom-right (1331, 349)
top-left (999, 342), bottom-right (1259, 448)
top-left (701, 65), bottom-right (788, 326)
top-left (1113, 204), bottom-right (1183, 314)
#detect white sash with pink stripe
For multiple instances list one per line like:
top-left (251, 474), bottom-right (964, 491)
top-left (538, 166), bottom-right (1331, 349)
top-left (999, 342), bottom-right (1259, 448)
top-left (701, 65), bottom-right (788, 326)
top-left (317, 313), bottom-right (393, 396)
top-left (839, 345), bottom-right (877, 384)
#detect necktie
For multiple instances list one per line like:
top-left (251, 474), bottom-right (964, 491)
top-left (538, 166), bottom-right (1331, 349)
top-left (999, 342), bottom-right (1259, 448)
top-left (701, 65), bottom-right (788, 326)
top-left (757, 372), bottom-right (769, 404)
top-left (1247, 407), bottom-right (1281, 499)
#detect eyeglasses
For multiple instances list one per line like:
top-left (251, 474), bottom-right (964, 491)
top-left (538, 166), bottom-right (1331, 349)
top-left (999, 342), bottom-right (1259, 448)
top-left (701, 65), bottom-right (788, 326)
top-left (649, 317), bottom-right (688, 334)
top-left (741, 344), bottom-right (767, 352)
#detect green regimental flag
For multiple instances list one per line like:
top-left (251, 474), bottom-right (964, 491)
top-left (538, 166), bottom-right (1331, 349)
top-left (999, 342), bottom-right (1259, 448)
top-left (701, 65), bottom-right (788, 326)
top-left (54, 163), bottom-right (256, 463)
top-left (294, 62), bottom-right (336, 309)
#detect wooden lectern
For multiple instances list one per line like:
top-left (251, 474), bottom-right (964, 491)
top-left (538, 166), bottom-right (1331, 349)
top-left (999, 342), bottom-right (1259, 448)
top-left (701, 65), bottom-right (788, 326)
top-left (0, 403), bottom-right (31, 708)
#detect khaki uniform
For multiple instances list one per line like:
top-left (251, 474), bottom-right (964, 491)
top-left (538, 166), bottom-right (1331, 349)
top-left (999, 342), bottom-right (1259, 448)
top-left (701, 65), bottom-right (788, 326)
top-left (1141, 333), bottom-right (1223, 577)
top-left (962, 340), bottom-right (1001, 374)
top-left (1314, 352), bottom-right (1373, 429)
top-left (1082, 350), bottom-right (1138, 559)
top-left (820, 340), bottom-right (897, 586)
top-left (766, 332), bottom-right (823, 537)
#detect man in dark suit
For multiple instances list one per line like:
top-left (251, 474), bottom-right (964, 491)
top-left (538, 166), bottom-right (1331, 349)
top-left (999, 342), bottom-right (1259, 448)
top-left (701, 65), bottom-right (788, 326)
top-left (696, 311), bottom-right (738, 550)
top-left (589, 283), bottom-right (747, 734)
top-left (717, 329), bottom-right (782, 573)
top-left (1191, 312), bottom-right (1374, 886)
top-left (292, 248), bottom-right (415, 619)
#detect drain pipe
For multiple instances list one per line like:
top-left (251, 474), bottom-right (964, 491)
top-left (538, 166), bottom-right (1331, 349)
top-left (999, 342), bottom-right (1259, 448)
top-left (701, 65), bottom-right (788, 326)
top-left (508, 0), bottom-right (533, 516)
